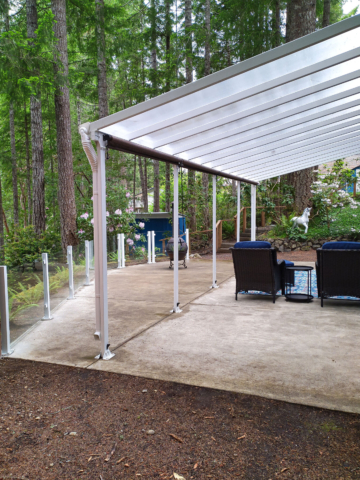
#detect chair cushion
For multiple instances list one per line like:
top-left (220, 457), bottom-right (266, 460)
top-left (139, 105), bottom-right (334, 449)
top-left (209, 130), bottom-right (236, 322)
top-left (282, 260), bottom-right (294, 266)
top-left (234, 241), bottom-right (271, 249)
top-left (322, 241), bottom-right (360, 250)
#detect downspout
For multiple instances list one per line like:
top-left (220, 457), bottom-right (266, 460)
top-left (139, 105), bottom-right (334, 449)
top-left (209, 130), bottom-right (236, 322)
top-left (79, 124), bottom-right (101, 340)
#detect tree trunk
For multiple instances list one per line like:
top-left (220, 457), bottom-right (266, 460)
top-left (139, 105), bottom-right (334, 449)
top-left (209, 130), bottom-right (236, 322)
top-left (153, 161), bottom-right (160, 212)
top-left (9, 101), bottom-right (19, 226)
top-left (286, 0), bottom-right (316, 212)
top-left (165, 0), bottom-right (171, 92)
top-left (188, 170), bottom-right (196, 231)
top-left (286, 0), bottom-right (316, 42)
top-left (322, 0), bottom-right (331, 27)
top-left (201, 0), bottom-right (210, 230)
top-left (185, 0), bottom-right (193, 84)
top-left (149, 0), bottom-right (160, 211)
top-left (0, 176), bottom-right (4, 262)
top-left (204, 0), bottom-right (210, 76)
top-left (202, 173), bottom-right (209, 229)
top-left (24, 104), bottom-right (32, 226)
top-left (95, 0), bottom-right (109, 118)
top-left (138, 157), bottom-right (149, 212)
top-left (165, 163), bottom-right (171, 212)
top-left (52, 0), bottom-right (78, 250)
top-left (27, 0), bottom-right (46, 234)
top-left (274, 0), bottom-right (281, 47)
top-left (76, 97), bottom-right (81, 126)
top-left (232, 179), bottom-right (236, 197)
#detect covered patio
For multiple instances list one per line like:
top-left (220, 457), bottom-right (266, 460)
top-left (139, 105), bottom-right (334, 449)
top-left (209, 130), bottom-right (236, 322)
top-left (78, 14), bottom-right (360, 361)
top-left (11, 258), bottom-right (360, 413)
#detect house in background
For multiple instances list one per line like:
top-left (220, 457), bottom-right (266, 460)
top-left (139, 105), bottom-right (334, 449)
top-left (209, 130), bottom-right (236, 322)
top-left (346, 165), bottom-right (360, 195)
top-left (318, 154), bottom-right (360, 195)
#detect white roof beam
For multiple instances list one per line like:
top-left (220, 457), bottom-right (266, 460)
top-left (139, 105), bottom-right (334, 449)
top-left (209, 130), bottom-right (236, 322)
top-left (228, 133), bottom-right (360, 175)
top-left (255, 143), bottom-right (360, 180)
top-left (151, 63), bottom-right (360, 152)
top-left (217, 122), bottom-right (360, 173)
top-left (233, 140), bottom-right (360, 179)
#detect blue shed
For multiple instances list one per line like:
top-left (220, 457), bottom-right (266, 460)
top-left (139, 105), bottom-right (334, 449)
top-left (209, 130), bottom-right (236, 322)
top-left (135, 212), bottom-right (186, 253)
top-left (345, 166), bottom-right (360, 195)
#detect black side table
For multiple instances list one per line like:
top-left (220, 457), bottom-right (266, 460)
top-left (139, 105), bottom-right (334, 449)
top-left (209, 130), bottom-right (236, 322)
top-left (285, 265), bottom-right (314, 302)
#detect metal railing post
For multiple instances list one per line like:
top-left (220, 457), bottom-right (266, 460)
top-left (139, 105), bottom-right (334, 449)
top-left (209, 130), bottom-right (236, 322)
top-left (85, 241), bottom-right (90, 285)
top-left (121, 233), bottom-right (125, 268)
top-left (151, 231), bottom-right (156, 263)
top-left (186, 228), bottom-right (190, 260)
top-left (147, 231), bottom-right (152, 264)
top-left (42, 253), bottom-right (53, 320)
top-left (89, 240), bottom-right (94, 269)
top-left (67, 246), bottom-right (75, 299)
top-left (0, 266), bottom-right (13, 356)
top-left (117, 234), bottom-right (122, 269)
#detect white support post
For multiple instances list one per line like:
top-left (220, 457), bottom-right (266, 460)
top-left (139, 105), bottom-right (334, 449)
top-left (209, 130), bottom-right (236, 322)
top-left (79, 126), bottom-right (100, 338)
top-left (117, 234), bottom-right (122, 269)
top-left (67, 246), bottom-right (75, 299)
top-left (121, 233), bottom-right (125, 268)
top-left (212, 175), bottom-right (218, 289)
top-left (42, 253), bottom-right (53, 320)
top-left (151, 231), bottom-right (156, 263)
top-left (172, 165), bottom-right (181, 313)
top-left (0, 266), bottom-right (13, 356)
top-left (186, 228), bottom-right (190, 260)
top-left (85, 241), bottom-right (90, 285)
top-left (147, 231), bottom-right (151, 264)
top-left (237, 181), bottom-right (241, 243)
top-left (251, 184), bottom-right (257, 241)
top-left (95, 134), bottom-right (114, 360)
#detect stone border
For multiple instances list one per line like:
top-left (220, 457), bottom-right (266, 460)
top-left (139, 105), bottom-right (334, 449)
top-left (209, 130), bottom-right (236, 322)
top-left (265, 237), bottom-right (350, 252)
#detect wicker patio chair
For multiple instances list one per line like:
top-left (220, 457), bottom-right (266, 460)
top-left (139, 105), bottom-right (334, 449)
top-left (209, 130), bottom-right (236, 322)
top-left (316, 241), bottom-right (360, 307)
top-left (230, 242), bottom-right (288, 303)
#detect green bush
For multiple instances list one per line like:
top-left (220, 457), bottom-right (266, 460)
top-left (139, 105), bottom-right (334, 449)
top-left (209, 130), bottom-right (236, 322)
top-left (4, 226), bottom-right (61, 270)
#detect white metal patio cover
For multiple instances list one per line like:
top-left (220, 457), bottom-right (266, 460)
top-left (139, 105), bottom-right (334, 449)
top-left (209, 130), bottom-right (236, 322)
top-left (80, 15), bottom-right (360, 359)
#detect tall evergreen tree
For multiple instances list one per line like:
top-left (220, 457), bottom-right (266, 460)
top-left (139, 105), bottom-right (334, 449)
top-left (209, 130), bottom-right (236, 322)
top-left (26, 0), bottom-right (45, 234)
top-left (286, 0), bottom-right (316, 212)
top-left (95, 0), bottom-right (109, 118)
top-left (52, 0), bottom-right (78, 250)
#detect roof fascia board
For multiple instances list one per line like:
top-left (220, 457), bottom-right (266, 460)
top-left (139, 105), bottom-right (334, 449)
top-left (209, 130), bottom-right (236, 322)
top-left (82, 15), bottom-right (360, 137)
top-left (103, 134), bottom-right (258, 185)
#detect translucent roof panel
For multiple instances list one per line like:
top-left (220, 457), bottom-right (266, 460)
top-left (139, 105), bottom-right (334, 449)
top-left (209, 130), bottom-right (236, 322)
top-left (83, 15), bottom-right (360, 183)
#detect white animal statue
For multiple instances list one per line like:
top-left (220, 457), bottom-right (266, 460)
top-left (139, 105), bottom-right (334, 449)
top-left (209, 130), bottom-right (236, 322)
top-left (291, 207), bottom-right (311, 234)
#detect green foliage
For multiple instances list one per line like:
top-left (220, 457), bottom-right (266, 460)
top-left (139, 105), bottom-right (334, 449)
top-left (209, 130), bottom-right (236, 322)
top-left (222, 220), bottom-right (235, 239)
top-left (8, 265), bottom-right (82, 320)
top-left (4, 226), bottom-right (61, 270)
top-left (310, 160), bottom-right (359, 231)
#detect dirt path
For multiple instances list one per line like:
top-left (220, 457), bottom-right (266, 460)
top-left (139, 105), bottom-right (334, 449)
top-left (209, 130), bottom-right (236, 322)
top-left (1, 358), bottom-right (359, 479)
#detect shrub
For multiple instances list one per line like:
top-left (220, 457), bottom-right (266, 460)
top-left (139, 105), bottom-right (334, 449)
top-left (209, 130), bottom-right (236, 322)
top-left (4, 226), bottom-right (61, 270)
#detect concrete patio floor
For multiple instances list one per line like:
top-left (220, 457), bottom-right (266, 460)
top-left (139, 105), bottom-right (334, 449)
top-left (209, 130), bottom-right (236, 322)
top-left (11, 259), bottom-right (360, 414)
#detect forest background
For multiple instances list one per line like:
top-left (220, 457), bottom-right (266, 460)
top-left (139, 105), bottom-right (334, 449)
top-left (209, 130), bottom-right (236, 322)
top-left (0, 0), bottom-right (358, 261)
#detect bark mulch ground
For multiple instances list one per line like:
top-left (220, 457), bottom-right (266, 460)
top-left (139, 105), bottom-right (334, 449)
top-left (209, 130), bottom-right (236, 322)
top-left (0, 359), bottom-right (359, 479)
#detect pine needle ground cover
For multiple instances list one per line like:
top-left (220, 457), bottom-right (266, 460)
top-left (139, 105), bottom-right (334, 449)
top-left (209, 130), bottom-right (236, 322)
top-left (0, 359), bottom-right (359, 480)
